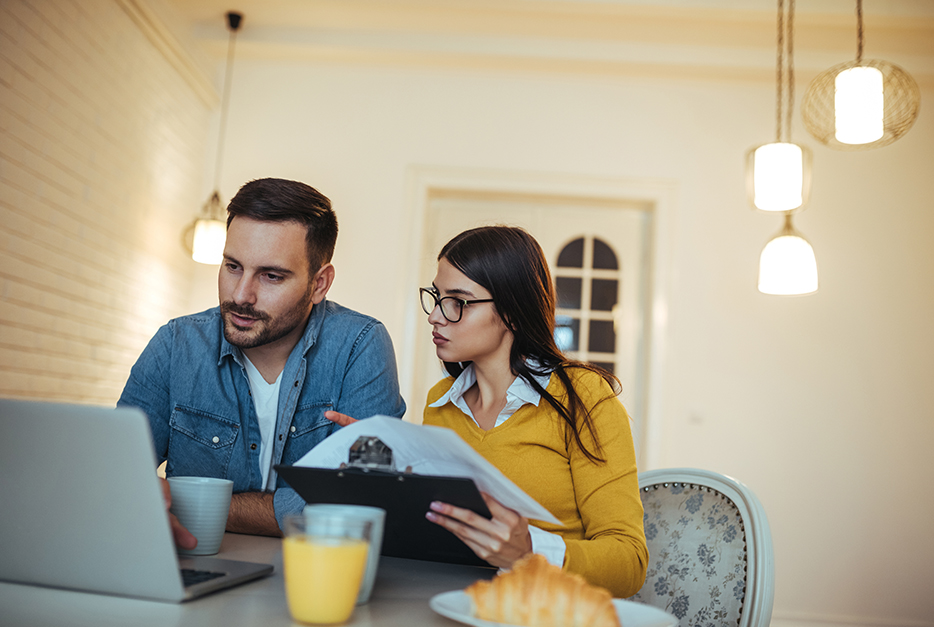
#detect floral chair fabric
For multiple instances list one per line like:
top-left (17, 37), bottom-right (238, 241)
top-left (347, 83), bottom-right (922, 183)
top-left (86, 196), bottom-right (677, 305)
top-left (629, 469), bottom-right (774, 627)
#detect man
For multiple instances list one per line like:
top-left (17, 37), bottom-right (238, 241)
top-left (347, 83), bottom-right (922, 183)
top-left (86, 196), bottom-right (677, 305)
top-left (119, 178), bottom-right (405, 546)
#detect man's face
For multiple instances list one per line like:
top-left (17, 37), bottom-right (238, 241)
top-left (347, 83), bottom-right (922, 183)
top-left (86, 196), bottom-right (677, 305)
top-left (218, 217), bottom-right (316, 352)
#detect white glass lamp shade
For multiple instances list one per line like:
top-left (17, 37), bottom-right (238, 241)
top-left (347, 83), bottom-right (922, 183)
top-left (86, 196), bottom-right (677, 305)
top-left (758, 219), bottom-right (818, 295)
top-left (746, 142), bottom-right (811, 212)
top-left (835, 66), bottom-right (884, 144)
top-left (191, 218), bottom-right (227, 265)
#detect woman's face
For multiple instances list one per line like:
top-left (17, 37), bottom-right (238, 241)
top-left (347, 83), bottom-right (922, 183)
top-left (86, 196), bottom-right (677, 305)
top-left (427, 258), bottom-right (513, 368)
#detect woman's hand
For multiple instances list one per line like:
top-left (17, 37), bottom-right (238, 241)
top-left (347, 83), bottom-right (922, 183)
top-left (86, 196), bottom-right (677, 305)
top-left (324, 411), bottom-right (358, 427)
top-left (425, 492), bottom-right (532, 569)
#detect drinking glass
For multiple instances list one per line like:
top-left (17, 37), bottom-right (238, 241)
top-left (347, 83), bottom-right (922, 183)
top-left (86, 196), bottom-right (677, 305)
top-left (282, 512), bottom-right (372, 624)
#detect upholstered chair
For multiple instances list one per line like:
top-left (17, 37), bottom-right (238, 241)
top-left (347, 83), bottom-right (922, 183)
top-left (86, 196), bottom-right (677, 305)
top-left (629, 468), bottom-right (774, 627)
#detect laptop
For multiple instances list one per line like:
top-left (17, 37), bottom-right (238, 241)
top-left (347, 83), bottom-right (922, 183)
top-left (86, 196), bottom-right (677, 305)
top-left (0, 399), bottom-right (273, 602)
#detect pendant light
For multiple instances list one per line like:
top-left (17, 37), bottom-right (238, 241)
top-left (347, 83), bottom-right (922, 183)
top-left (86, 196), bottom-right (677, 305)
top-left (745, 0), bottom-right (811, 213)
top-left (758, 213), bottom-right (818, 296)
top-left (184, 11), bottom-right (243, 264)
top-left (801, 0), bottom-right (920, 150)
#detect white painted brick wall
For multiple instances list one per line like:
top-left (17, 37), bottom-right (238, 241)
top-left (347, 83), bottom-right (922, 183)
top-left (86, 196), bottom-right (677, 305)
top-left (0, 0), bottom-right (212, 405)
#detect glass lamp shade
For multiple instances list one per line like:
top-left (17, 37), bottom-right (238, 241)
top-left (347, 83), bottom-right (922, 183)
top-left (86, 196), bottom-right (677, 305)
top-left (835, 66), bottom-right (884, 144)
top-left (746, 142), bottom-right (812, 212)
top-left (191, 218), bottom-right (226, 265)
top-left (758, 217), bottom-right (818, 295)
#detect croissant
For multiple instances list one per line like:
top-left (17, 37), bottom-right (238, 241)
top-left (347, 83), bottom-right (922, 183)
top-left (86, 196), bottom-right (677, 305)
top-left (465, 554), bottom-right (619, 627)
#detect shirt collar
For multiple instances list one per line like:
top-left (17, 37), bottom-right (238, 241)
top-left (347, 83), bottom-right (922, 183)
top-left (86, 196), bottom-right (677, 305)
top-left (428, 362), bottom-right (553, 427)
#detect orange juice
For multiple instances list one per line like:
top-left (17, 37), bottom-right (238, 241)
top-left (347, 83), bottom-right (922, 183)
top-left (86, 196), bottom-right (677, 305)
top-left (283, 536), bottom-right (369, 624)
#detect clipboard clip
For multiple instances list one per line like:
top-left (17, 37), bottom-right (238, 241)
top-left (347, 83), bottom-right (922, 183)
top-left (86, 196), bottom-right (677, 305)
top-left (338, 436), bottom-right (413, 476)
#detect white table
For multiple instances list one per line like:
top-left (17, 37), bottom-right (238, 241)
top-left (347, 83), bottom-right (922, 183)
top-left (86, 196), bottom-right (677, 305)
top-left (0, 533), bottom-right (496, 626)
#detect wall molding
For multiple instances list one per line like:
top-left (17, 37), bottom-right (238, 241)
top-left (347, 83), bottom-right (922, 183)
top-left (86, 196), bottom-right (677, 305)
top-left (772, 613), bottom-right (934, 627)
top-left (115, 0), bottom-right (218, 107)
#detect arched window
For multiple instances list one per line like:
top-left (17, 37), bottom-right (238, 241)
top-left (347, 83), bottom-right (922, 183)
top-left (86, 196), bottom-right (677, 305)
top-left (554, 236), bottom-right (620, 373)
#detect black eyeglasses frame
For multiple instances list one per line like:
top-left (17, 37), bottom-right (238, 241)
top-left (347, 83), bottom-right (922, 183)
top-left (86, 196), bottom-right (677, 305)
top-left (419, 287), bottom-right (494, 323)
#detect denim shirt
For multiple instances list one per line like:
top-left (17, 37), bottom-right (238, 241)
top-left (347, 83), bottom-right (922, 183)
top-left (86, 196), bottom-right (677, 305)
top-left (117, 300), bottom-right (406, 529)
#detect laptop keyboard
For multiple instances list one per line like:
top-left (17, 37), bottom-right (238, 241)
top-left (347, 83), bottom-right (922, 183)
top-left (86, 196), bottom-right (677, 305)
top-left (181, 568), bottom-right (226, 587)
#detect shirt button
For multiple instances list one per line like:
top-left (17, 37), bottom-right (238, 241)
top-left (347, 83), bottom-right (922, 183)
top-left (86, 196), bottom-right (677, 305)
top-left (212, 436), bottom-right (219, 444)
top-left (250, 443), bottom-right (257, 450)
top-left (290, 426), bottom-right (296, 433)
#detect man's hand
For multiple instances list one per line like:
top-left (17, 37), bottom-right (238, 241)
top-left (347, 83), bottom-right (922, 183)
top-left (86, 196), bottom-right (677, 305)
top-left (324, 411), bottom-right (358, 427)
top-left (160, 478), bottom-right (197, 550)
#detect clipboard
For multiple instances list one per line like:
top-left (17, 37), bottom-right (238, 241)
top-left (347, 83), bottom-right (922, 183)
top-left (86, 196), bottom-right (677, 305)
top-left (275, 464), bottom-right (493, 567)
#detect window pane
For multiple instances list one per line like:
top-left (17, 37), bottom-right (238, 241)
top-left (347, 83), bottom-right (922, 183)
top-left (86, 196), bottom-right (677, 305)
top-left (555, 316), bottom-right (579, 352)
top-left (557, 238), bottom-right (584, 268)
top-left (590, 278), bottom-right (618, 311)
top-left (555, 277), bottom-right (582, 309)
top-left (592, 238), bottom-right (618, 270)
top-left (592, 361), bottom-right (615, 375)
top-left (588, 320), bottom-right (616, 353)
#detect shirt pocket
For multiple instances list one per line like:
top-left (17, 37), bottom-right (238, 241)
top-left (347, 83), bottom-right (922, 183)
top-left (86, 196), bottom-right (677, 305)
top-left (167, 406), bottom-right (239, 478)
top-left (281, 401), bottom-right (335, 466)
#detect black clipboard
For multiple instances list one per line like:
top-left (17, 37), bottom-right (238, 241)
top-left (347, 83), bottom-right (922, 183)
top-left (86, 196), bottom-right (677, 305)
top-left (275, 464), bottom-right (494, 567)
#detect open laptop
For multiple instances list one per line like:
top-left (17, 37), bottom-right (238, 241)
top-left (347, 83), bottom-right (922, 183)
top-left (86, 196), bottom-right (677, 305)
top-left (0, 399), bottom-right (273, 602)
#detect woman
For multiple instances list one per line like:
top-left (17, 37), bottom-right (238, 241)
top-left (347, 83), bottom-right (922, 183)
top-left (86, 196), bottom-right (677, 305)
top-left (328, 226), bottom-right (647, 598)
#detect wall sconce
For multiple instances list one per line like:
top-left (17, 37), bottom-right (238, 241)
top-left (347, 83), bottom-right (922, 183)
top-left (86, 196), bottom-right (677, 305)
top-left (183, 11), bottom-right (243, 265)
top-left (801, 0), bottom-right (920, 150)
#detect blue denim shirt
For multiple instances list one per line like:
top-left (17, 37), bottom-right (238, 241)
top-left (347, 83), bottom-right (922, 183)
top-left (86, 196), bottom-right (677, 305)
top-left (118, 300), bottom-right (406, 529)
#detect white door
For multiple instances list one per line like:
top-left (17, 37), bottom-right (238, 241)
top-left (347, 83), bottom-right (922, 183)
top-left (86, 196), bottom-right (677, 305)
top-left (413, 193), bottom-right (652, 458)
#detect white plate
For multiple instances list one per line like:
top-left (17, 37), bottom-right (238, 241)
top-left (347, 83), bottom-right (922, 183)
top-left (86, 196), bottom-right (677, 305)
top-left (428, 590), bottom-right (678, 627)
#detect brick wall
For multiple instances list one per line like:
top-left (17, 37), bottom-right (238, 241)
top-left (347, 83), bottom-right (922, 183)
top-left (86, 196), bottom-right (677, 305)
top-left (0, 0), bottom-right (213, 404)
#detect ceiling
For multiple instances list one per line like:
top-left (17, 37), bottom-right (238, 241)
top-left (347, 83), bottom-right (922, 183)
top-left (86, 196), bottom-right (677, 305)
top-left (158, 0), bottom-right (934, 85)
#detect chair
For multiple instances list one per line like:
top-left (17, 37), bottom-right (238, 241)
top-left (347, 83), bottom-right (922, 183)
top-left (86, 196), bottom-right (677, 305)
top-left (629, 468), bottom-right (774, 627)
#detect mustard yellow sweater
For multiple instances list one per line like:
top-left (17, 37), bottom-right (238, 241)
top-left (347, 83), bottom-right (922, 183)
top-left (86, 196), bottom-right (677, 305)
top-left (423, 368), bottom-right (648, 598)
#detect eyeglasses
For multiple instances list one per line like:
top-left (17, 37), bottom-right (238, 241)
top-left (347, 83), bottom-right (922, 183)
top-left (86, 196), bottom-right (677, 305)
top-left (419, 287), bottom-right (493, 323)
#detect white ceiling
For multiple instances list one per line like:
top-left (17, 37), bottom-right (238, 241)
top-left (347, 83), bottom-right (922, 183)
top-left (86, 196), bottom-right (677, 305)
top-left (157, 0), bottom-right (934, 85)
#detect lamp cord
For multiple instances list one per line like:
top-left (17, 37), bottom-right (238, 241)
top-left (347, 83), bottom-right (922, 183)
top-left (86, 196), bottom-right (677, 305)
top-left (856, 0), bottom-right (864, 63)
top-left (213, 16), bottom-right (241, 193)
top-left (775, 0), bottom-right (795, 144)
top-left (775, 0), bottom-right (783, 143)
top-left (786, 0), bottom-right (795, 144)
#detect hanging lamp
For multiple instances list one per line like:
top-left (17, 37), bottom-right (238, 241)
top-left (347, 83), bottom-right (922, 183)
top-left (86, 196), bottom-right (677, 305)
top-left (183, 11), bottom-right (243, 264)
top-left (758, 213), bottom-right (818, 295)
top-left (801, 0), bottom-right (920, 150)
top-left (746, 0), bottom-right (811, 213)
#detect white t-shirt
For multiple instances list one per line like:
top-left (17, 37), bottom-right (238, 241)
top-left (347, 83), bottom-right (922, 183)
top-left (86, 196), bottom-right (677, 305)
top-left (241, 355), bottom-right (282, 492)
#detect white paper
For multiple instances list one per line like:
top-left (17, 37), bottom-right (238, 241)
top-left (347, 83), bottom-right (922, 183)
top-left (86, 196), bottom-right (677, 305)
top-left (293, 416), bottom-right (560, 524)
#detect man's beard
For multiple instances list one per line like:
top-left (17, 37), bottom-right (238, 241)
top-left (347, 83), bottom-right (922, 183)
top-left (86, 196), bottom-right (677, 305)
top-left (220, 289), bottom-right (313, 350)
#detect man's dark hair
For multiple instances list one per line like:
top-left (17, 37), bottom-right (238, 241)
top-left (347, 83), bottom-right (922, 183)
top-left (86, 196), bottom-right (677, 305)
top-left (226, 178), bottom-right (338, 273)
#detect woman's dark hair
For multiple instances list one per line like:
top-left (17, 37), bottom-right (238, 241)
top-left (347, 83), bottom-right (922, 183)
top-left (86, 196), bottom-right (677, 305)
top-left (438, 226), bottom-right (621, 463)
top-left (227, 178), bottom-right (338, 273)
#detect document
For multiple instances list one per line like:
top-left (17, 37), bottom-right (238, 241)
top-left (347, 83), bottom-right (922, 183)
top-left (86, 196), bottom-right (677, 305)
top-left (293, 416), bottom-right (560, 524)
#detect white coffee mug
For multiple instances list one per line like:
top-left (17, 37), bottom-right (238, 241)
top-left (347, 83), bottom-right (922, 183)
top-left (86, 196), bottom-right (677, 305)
top-left (167, 476), bottom-right (233, 556)
top-left (302, 503), bottom-right (386, 604)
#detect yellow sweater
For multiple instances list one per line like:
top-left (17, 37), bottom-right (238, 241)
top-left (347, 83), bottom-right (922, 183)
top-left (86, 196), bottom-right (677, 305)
top-left (423, 368), bottom-right (648, 598)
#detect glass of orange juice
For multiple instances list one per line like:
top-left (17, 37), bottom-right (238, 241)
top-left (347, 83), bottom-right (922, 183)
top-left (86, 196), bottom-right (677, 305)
top-left (282, 512), bottom-right (372, 624)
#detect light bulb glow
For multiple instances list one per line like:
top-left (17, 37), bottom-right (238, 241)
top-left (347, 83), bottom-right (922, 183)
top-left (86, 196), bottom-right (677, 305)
top-left (752, 143), bottom-right (805, 212)
top-left (758, 234), bottom-right (818, 295)
top-left (192, 219), bottom-right (226, 265)
top-left (835, 66), bottom-right (884, 144)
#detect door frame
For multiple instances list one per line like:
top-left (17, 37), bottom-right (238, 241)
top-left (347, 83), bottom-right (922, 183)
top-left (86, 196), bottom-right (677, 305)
top-left (401, 165), bottom-right (676, 468)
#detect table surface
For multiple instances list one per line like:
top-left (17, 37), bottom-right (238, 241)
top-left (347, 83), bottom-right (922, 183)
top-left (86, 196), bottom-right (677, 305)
top-left (0, 532), bottom-right (497, 627)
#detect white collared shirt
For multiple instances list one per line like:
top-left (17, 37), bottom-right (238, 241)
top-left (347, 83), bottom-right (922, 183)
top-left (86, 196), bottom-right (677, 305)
top-left (429, 363), bottom-right (567, 568)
